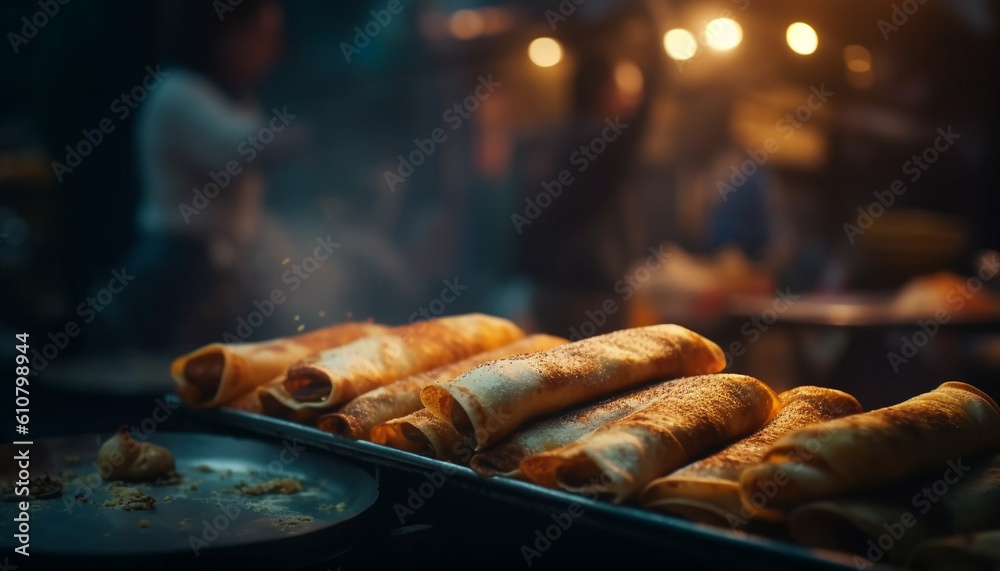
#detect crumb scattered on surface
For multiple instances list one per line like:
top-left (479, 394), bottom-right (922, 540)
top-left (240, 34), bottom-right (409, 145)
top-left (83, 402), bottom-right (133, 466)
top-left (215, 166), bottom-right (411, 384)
top-left (2, 474), bottom-right (62, 501)
top-left (179, 518), bottom-right (191, 528)
top-left (335, 502), bottom-right (347, 511)
top-left (162, 495), bottom-right (172, 502)
top-left (151, 471), bottom-right (183, 486)
top-left (236, 477), bottom-right (304, 496)
top-left (318, 502), bottom-right (348, 512)
top-left (276, 515), bottom-right (313, 527)
top-left (103, 487), bottom-right (156, 511)
top-left (194, 465), bottom-right (213, 473)
top-left (188, 483), bottom-right (199, 491)
top-left (139, 519), bottom-right (150, 529)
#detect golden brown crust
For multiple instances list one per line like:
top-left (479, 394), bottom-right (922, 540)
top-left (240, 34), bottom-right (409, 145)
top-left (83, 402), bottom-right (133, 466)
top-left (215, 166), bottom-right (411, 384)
top-left (316, 335), bottom-right (567, 439)
top-left (261, 314), bottom-right (524, 423)
top-left (519, 374), bottom-right (779, 503)
top-left (641, 386), bottom-right (861, 522)
top-left (468, 379), bottom-right (687, 478)
top-left (171, 322), bottom-right (388, 408)
top-left (371, 409), bottom-right (474, 464)
top-left (740, 382), bottom-right (1000, 516)
top-left (421, 324), bottom-right (727, 450)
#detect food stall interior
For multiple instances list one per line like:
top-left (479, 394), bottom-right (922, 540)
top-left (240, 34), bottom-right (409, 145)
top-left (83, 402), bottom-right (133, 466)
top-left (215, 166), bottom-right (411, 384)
top-left (1, 0), bottom-right (998, 568)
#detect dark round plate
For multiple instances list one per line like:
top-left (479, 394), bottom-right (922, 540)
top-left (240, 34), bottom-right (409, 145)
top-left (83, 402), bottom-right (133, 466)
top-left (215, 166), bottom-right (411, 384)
top-left (0, 432), bottom-right (378, 563)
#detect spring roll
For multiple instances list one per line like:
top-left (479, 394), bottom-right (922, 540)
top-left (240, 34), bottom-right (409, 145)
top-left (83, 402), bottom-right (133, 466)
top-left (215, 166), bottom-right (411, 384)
top-left (259, 314), bottom-right (524, 423)
top-left (420, 324), bottom-right (726, 451)
top-left (740, 382), bottom-right (1000, 515)
top-left (519, 374), bottom-right (780, 503)
top-left (172, 322), bottom-right (388, 408)
top-left (371, 409), bottom-right (473, 464)
top-left (470, 378), bottom-right (691, 479)
top-left (788, 453), bottom-right (1000, 565)
top-left (640, 386), bottom-right (862, 526)
top-left (317, 334), bottom-right (568, 439)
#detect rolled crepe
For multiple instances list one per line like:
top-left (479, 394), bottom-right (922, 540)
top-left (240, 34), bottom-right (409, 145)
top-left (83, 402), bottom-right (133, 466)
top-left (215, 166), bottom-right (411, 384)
top-left (421, 324), bottom-right (726, 451)
top-left (641, 386), bottom-right (862, 526)
top-left (471, 379), bottom-right (691, 479)
top-left (316, 334), bottom-right (568, 439)
top-left (172, 322), bottom-right (387, 408)
top-left (740, 382), bottom-right (1000, 515)
top-left (519, 374), bottom-right (780, 503)
top-left (225, 385), bottom-right (267, 414)
top-left (259, 314), bottom-right (524, 423)
top-left (788, 453), bottom-right (1000, 565)
top-left (910, 531), bottom-right (1000, 571)
top-left (371, 409), bottom-right (473, 464)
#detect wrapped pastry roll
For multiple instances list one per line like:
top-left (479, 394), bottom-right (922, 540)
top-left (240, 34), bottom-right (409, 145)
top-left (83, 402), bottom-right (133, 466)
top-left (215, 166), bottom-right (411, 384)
top-left (317, 334), bottom-right (568, 439)
top-left (172, 322), bottom-right (387, 408)
top-left (421, 324), bottom-right (726, 450)
top-left (260, 314), bottom-right (524, 423)
top-left (740, 382), bottom-right (1000, 515)
top-left (519, 374), bottom-right (780, 503)
top-left (641, 386), bottom-right (862, 526)
top-left (371, 409), bottom-right (472, 464)
top-left (789, 453), bottom-right (1000, 566)
top-left (471, 378), bottom-right (692, 479)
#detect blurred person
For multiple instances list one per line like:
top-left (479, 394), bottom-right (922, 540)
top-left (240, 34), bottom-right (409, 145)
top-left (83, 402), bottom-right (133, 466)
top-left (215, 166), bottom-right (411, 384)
top-left (96, 0), bottom-right (305, 354)
top-left (514, 53), bottom-right (648, 336)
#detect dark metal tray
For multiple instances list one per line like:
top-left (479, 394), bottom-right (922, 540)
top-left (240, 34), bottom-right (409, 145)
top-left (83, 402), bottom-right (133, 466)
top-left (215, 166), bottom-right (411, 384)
top-left (0, 432), bottom-right (378, 568)
top-left (174, 396), bottom-right (897, 570)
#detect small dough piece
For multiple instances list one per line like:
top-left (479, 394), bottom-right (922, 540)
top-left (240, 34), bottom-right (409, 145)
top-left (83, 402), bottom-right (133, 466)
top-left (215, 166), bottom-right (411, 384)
top-left (98, 428), bottom-right (176, 482)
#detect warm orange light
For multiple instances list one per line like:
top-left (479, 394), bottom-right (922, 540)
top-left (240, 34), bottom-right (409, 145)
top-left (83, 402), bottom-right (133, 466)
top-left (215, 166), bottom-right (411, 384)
top-left (664, 28), bottom-right (698, 60)
top-left (705, 18), bottom-right (742, 51)
top-left (786, 22), bottom-right (818, 55)
top-left (450, 9), bottom-right (485, 40)
top-left (844, 44), bottom-right (872, 72)
top-left (528, 37), bottom-right (563, 68)
top-left (614, 61), bottom-right (644, 96)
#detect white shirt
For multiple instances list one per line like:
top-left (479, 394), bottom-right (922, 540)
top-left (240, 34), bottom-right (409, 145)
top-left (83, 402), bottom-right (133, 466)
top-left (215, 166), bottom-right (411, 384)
top-left (135, 68), bottom-right (264, 246)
